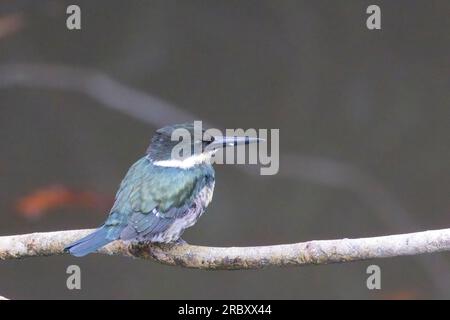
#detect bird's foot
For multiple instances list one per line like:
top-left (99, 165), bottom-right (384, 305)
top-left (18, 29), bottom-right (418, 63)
top-left (138, 238), bottom-right (188, 252)
top-left (174, 238), bottom-right (188, 245)
top-left (165, 238), bottom-right (188, 248)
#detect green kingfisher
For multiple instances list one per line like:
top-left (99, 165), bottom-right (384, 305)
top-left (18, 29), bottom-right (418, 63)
top-left (65, 123), bottom-right (262, 256)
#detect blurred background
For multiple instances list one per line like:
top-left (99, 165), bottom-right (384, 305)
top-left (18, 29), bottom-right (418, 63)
top-left (0, 0), bottom-right (449, 299)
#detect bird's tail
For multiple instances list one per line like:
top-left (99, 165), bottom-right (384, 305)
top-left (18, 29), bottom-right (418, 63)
top-left (65, 225), bottom-right (116, 257)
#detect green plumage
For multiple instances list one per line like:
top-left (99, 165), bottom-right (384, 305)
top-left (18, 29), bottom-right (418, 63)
top-left (102, 156), bottom-right (215, 242)
top-left (110, 156), bottom-right (212, 217)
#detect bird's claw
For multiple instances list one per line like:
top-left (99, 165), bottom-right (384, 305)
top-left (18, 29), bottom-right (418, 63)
top-left (174, 238), bottom-right (187, 245)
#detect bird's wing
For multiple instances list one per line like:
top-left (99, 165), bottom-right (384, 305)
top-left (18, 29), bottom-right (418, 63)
top-left (108, 158), bottom-right (200, 240)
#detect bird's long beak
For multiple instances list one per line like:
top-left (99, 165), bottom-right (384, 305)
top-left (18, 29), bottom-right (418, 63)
top-left (207, 136), bottom-right (264, 150)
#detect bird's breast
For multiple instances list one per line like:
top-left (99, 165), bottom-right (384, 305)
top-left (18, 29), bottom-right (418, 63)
top-left (148, 181), bottom-right (215, 243)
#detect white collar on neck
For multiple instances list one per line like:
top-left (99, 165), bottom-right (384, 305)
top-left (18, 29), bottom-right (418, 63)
top-left (151, 151), bottom-right (215, 169)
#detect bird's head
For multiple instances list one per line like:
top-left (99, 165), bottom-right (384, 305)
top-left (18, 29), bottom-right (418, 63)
top-left (146, 123), bottom-right (263, 168)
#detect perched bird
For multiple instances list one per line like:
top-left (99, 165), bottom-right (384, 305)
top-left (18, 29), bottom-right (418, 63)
top-left (65, 123), bottom-right (262, 256)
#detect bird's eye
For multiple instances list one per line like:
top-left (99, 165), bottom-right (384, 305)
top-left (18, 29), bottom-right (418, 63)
top-left (202, 136), bottom-right (214, 145)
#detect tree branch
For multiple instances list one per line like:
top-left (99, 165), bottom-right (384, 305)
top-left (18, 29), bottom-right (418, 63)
top-left (1, 228), bottom-right (450, 269)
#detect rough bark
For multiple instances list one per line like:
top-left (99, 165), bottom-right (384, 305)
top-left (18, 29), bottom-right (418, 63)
top-left (1, 228), bottom-right (450, 270)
